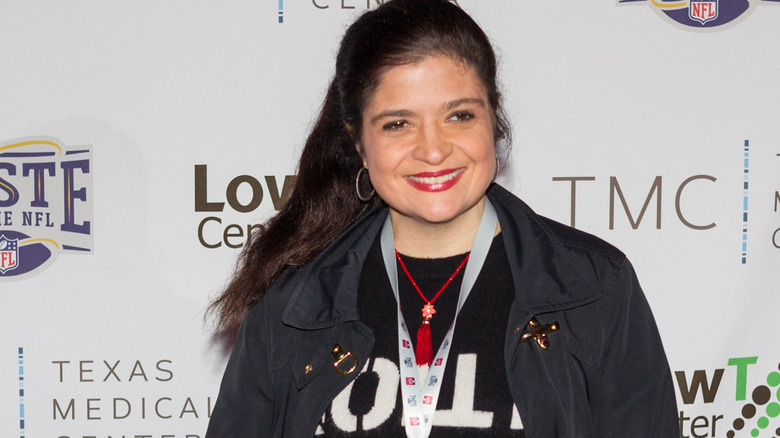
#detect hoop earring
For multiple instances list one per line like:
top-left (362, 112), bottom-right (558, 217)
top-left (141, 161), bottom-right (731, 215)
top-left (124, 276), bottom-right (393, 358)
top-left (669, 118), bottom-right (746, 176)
top-left (355, 167), bottom-right (375, 202)
top-left (492, 154), bottom-right (500, 183)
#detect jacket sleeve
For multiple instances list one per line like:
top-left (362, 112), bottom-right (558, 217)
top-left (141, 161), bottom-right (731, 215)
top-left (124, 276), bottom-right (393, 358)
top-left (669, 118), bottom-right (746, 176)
top-left (205, 303), bottom-right (276, 437)
top-left (590, 259), bottom-right (680, 437)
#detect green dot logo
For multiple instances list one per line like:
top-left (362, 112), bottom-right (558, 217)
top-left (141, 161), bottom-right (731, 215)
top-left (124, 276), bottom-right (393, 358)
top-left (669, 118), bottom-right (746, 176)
top-left (727, 365), bottom-right (780, 437)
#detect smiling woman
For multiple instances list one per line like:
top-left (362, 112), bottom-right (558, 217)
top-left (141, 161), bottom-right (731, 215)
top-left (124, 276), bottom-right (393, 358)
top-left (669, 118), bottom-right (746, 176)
top-left (205, 1), bottom-right (679, 437)
top-left (359, 56), bottom-right (496, 256)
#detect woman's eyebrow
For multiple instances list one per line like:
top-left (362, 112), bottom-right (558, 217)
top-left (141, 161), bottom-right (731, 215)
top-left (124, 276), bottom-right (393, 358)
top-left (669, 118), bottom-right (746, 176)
top-left (441, 98), bottom-right (486, 112)
top-left (369, 98), bottom-right (485, 125)
top-left (370, 109), bottom-right (415, 125)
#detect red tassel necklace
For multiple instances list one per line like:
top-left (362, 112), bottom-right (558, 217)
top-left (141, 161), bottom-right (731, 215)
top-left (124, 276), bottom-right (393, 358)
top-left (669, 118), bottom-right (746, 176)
top-left (395, 250), bottom-right (470, 366)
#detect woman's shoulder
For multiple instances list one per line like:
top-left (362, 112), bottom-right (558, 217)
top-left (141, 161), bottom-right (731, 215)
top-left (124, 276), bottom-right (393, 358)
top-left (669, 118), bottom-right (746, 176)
top-left (536, 215), bottom-right (624, 262)
top-left (244, 205), bottom-right (389, 329)
top-left (245, 265), bottom-right (302, 317)
top-left (489, 184), bottom-right (628, 282)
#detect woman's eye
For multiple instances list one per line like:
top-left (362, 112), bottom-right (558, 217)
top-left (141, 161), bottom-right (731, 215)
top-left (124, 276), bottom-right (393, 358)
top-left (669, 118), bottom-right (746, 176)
top-left (447, 111), bottom-right (475, 122)
top-left (382, 120), bottom-right (409, 131)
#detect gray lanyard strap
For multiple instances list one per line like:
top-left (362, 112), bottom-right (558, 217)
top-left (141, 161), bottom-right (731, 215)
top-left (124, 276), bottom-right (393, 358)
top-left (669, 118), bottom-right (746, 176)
top-left (380, 199), bottom-right (498, 437)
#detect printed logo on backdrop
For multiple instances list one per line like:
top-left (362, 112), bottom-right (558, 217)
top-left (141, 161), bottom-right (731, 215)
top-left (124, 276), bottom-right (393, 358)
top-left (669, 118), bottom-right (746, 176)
top-left (194, 165), bottom-right (295, 249)
top-left (618, 0), bottom-right (780, 31)
top-left (775, 153), bottom-right (780, 251)
top-left (276, 0), bottom-right (459, 22)
top-left (42, 355), bottom-right (211, 438)
top-left (308, 0), bottom-right (457, 11)
top-left (675, 357), bottom-right (780, 438)
top-left (0, 137), bottom-right (93, 281)
top-left (552, 140), bottom-right (780, 263)
top-left (739, 141), bottom-right (780, 263)
top-left (551, 173), bottom-right (718, 230)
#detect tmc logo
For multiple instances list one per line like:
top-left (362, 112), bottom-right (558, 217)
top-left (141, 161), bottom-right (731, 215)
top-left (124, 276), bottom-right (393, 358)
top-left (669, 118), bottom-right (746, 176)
top-left (618, 0), bottom-right (780, 31)
top-left (0, 137), bottom-right (93, 281)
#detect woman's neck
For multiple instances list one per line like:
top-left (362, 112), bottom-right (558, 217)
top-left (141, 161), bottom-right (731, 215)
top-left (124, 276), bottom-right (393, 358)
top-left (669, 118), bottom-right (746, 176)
top-left (390, 199), bottom-right (489, 258)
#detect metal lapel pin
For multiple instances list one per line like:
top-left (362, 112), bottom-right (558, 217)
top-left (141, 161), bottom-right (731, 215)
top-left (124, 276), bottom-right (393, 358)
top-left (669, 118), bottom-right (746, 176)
top-left (331, 344), bottom-right (358, 375)
top-left (519, 317), bottom-right (559, 350)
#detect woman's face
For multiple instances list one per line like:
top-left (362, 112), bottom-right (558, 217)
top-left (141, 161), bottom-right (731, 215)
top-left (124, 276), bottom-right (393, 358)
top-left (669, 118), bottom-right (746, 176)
top-left (358, 55), bottom-right (496, 227)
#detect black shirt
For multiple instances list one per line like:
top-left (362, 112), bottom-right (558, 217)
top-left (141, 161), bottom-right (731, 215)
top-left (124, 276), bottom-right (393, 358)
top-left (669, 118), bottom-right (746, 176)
top-left (318, 234), bottom-right (524, 437)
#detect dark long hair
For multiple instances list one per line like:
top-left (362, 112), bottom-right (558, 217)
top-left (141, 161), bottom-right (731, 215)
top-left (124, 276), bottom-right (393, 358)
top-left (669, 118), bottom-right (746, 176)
top-left (208, 0), bottom-right (511, 334)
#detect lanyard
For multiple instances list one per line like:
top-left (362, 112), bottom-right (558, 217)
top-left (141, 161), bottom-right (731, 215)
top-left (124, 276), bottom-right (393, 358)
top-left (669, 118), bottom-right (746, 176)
top-left (380, 199), bottom-right (498, 438)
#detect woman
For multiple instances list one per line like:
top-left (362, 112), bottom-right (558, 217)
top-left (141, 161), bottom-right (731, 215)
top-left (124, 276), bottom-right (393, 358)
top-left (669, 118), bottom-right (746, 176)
top-left (206, 0), bottom-right (679, 436)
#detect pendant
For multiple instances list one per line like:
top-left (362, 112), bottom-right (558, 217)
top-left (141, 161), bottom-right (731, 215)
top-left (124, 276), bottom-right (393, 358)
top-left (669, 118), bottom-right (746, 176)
top-left (421, 303), bottom-right (436, 320)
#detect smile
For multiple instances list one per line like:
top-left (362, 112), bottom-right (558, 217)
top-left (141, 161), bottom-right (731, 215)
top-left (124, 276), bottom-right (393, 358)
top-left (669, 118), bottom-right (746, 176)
top-left (405, 168), bottom-right (465, 192)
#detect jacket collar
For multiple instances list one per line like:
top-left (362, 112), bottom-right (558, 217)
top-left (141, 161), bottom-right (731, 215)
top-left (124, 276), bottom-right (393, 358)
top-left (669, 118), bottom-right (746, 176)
top-left (282, 205), bottom-right (387, 330)
top-left (488, 185), bottom-right (603, 314)
top-left (283, 184), bottom-right (602, 329)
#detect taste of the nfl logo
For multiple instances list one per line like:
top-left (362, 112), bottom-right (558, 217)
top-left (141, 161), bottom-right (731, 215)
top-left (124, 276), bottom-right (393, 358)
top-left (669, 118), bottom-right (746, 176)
top-left (0, 235), bottom-right (19, 274)
top-left (618, 0), bottom-right (779, 31)
top-left (0, 137), bottom-right (94, 281)
top-left (689, 0), bottom-right (718, 24)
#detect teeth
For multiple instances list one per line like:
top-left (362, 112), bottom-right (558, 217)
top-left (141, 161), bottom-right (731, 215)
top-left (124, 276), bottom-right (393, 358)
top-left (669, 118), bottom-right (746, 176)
top-left (408, 168), bottom-right (463, 184)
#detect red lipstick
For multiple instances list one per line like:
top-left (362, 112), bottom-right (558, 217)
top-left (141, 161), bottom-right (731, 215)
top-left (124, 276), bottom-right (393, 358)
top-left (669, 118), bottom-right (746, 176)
top-left (405, 168), bottom-right (464, 192)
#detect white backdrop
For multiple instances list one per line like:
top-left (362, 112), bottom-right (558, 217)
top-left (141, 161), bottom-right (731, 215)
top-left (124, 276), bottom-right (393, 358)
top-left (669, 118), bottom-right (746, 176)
top-left (2, 1), bottom-right (779, 437)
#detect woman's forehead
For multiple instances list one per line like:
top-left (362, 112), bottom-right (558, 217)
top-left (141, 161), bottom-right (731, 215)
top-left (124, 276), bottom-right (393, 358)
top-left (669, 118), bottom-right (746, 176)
top-left (364, 56), bottom-right (487, 111)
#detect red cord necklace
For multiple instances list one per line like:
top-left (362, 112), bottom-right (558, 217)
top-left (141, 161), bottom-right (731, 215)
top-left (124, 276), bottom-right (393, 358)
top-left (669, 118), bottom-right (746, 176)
top-left (395, 250), bottom-right (470, 366)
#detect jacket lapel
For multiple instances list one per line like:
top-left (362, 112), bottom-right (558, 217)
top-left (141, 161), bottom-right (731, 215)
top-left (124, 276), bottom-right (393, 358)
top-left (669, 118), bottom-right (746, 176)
top-left (489, 185), bottom-right (603, 314)
top-left (282, 205), bottom-right (388, 330)
top-left (489, 185), bottom-right (606, 437)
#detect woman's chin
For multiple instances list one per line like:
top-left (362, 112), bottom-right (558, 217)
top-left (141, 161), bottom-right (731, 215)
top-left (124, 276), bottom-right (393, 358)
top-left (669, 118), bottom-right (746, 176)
top-left (392, 199), bottom-right (485, 228)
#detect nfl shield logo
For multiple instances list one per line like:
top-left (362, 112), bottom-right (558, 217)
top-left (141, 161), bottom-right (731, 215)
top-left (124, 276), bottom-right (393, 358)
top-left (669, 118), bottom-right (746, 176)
top-left (0, 235), bottom-right (19, 274)
top-left (689, 0), bottom-right (718, 25)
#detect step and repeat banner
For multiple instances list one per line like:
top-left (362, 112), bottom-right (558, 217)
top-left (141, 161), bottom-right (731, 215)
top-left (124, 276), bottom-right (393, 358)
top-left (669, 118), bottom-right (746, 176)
top-left (2, 1), bottom-right (779, 437)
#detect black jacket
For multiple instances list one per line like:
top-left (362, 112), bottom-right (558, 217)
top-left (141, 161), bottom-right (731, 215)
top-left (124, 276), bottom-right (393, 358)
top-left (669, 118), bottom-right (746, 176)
top-left (206, 185), bottom-right (679, 437)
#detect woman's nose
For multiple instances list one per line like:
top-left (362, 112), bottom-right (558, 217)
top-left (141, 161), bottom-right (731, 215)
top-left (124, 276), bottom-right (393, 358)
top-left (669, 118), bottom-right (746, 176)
top-left (412, 124), bottom-right (452, 165)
